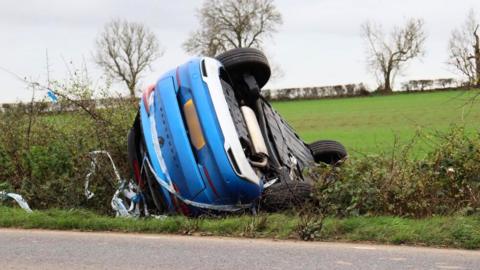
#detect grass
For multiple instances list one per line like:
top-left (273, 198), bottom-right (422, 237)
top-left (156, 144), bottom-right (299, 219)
top-left (272, 90), bottom-right (480, 156)
top-left (1, 206), bottom-right (479, 249)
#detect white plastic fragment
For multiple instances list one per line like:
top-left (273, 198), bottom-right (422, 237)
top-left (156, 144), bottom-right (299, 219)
top-left (111, 180), bottom-right (143, 218)
top-left (152, 215), bottom-right (168, 220)
top-left (85, 151), bottom-right (122, 200)
top-left (263, 178), bottom-right (278, 189)
top-left (0, 191), bottom-right (33, 213)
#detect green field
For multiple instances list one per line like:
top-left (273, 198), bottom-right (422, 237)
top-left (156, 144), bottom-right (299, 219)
top-left (272, 90), bottom-right (480, 156)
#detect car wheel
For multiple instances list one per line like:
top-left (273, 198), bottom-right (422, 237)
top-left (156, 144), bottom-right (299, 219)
top-left (309, 140), bottom-right (347, 165)
top-left (261, 181), bottom-right (313, 211)
top-left (216, 48), bottom-right (271, 89)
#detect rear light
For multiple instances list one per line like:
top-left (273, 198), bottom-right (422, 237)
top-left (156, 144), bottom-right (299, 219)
top-left (183, 99), bottom-right (206, 150)
top-left (142, 84), bottom-right (156, 114)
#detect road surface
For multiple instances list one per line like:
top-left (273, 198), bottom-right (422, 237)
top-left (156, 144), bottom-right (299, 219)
top-left (1, 229), bottom-right (479, 269)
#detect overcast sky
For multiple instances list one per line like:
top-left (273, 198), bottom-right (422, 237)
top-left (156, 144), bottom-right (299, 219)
top-left (1, 0), bottom-right (480, 103)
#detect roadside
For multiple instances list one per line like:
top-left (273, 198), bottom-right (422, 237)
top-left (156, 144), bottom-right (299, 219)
top-left (1, 206), bottom-right (478, 250)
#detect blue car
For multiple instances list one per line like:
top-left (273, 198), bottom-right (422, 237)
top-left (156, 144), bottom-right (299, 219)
top-left (128, 48), bottom-right (347, 216)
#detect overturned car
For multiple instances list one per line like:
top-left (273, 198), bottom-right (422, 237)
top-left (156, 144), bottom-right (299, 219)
top-left (127, 48), bottom-right (347, 216)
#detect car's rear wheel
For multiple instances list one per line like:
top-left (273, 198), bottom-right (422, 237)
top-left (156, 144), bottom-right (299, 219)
top-left (309, 140), bottom-right (347, 166)
top-left (261, 181), bottom-right (313, 211)
top-left (216, 48), bottom-right (271, 89)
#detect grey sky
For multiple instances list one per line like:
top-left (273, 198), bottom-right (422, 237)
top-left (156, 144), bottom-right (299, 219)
top-left (1, 0), bottom-right (479, 103)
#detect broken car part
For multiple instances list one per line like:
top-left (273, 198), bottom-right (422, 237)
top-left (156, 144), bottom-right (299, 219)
top-left (84, 151), bottom-right (143, 218)
top-left (0, 191), bottom-right (33, 213)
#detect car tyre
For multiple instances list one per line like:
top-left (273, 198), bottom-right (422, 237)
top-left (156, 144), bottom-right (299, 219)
top-left (309, 140), bottom-right (347, 165)
top-left (261, 181), bottom-right (313, 211)
top-left (216, 48), bottom-right (271, 89)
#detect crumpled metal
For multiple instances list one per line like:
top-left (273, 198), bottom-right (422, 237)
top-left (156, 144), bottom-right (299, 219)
top-left (0, 191), bottom-right (33, 213)
top-left (85, 150), bottom-right (143, 218)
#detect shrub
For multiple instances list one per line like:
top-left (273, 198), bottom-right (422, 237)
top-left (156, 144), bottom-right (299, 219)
top-left (314, 127), bottom-right (480, 217)
top-left (0, 67), bottom-right (136, 213)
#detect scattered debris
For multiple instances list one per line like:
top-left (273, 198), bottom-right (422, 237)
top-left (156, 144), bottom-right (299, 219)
top-left (1, 150), bottom-right (163, 218)
top-left (0, 191), bottom-right (33, 213)
top-left (85, 150), bottom-right (144, 218)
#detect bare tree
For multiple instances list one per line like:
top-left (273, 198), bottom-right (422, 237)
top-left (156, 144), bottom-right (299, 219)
top-left (362, 19), bottom-right (426, 93)
top-left (95, 19), bottom-right (162, 98)
top-left (448, 10), bottom-right (480, 87)
top-left (183, 0), bottom-right (283, 57)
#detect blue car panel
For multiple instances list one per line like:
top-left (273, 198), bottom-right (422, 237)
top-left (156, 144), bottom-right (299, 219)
top-left (139, 98), bottom-right (174, 211)
top-left (138, 58), bottom-right (262, 215)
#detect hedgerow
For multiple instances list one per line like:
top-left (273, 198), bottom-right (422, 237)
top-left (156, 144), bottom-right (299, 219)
top-left (314, 127), bottom-right (480, 217)
top-left (0, 75), bottom-right (479, 217)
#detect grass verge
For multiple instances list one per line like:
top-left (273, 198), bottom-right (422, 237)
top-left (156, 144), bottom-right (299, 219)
top-left (1, 206), bottom-right (479, 249)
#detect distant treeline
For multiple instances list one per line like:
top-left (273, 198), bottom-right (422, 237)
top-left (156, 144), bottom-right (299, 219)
top-left (0, 78), bottom-right (471, 110)
top-left (0, 98), bottom-right (131, 113)
top-left (401, 78), bottom-right (465, 91)
top-left (263, 78), bottom-right (469, 101)
top-left (262, 83), bottom-right (370, 101)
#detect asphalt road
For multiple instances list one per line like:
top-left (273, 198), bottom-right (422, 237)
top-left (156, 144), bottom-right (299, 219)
top-left (1, 229), bottom-right (479, 270)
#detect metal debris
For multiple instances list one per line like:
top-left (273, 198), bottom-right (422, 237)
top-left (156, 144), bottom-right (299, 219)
top-left (0, 191), bottom-right (33, 213)
top-left (85, 149), bottom-right (252, 217)
top-left (85, 150), bottom-right (143, 218)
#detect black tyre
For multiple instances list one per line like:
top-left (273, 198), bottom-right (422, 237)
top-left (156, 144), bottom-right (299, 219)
top-left (261, 181), bottom-right (313, 211)
top-left (216, 48), bottom-right (271, 89)
top-left (127, 117), bottom-right (141, 175)
top-left (309, 140), bottom-right (347, 165)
